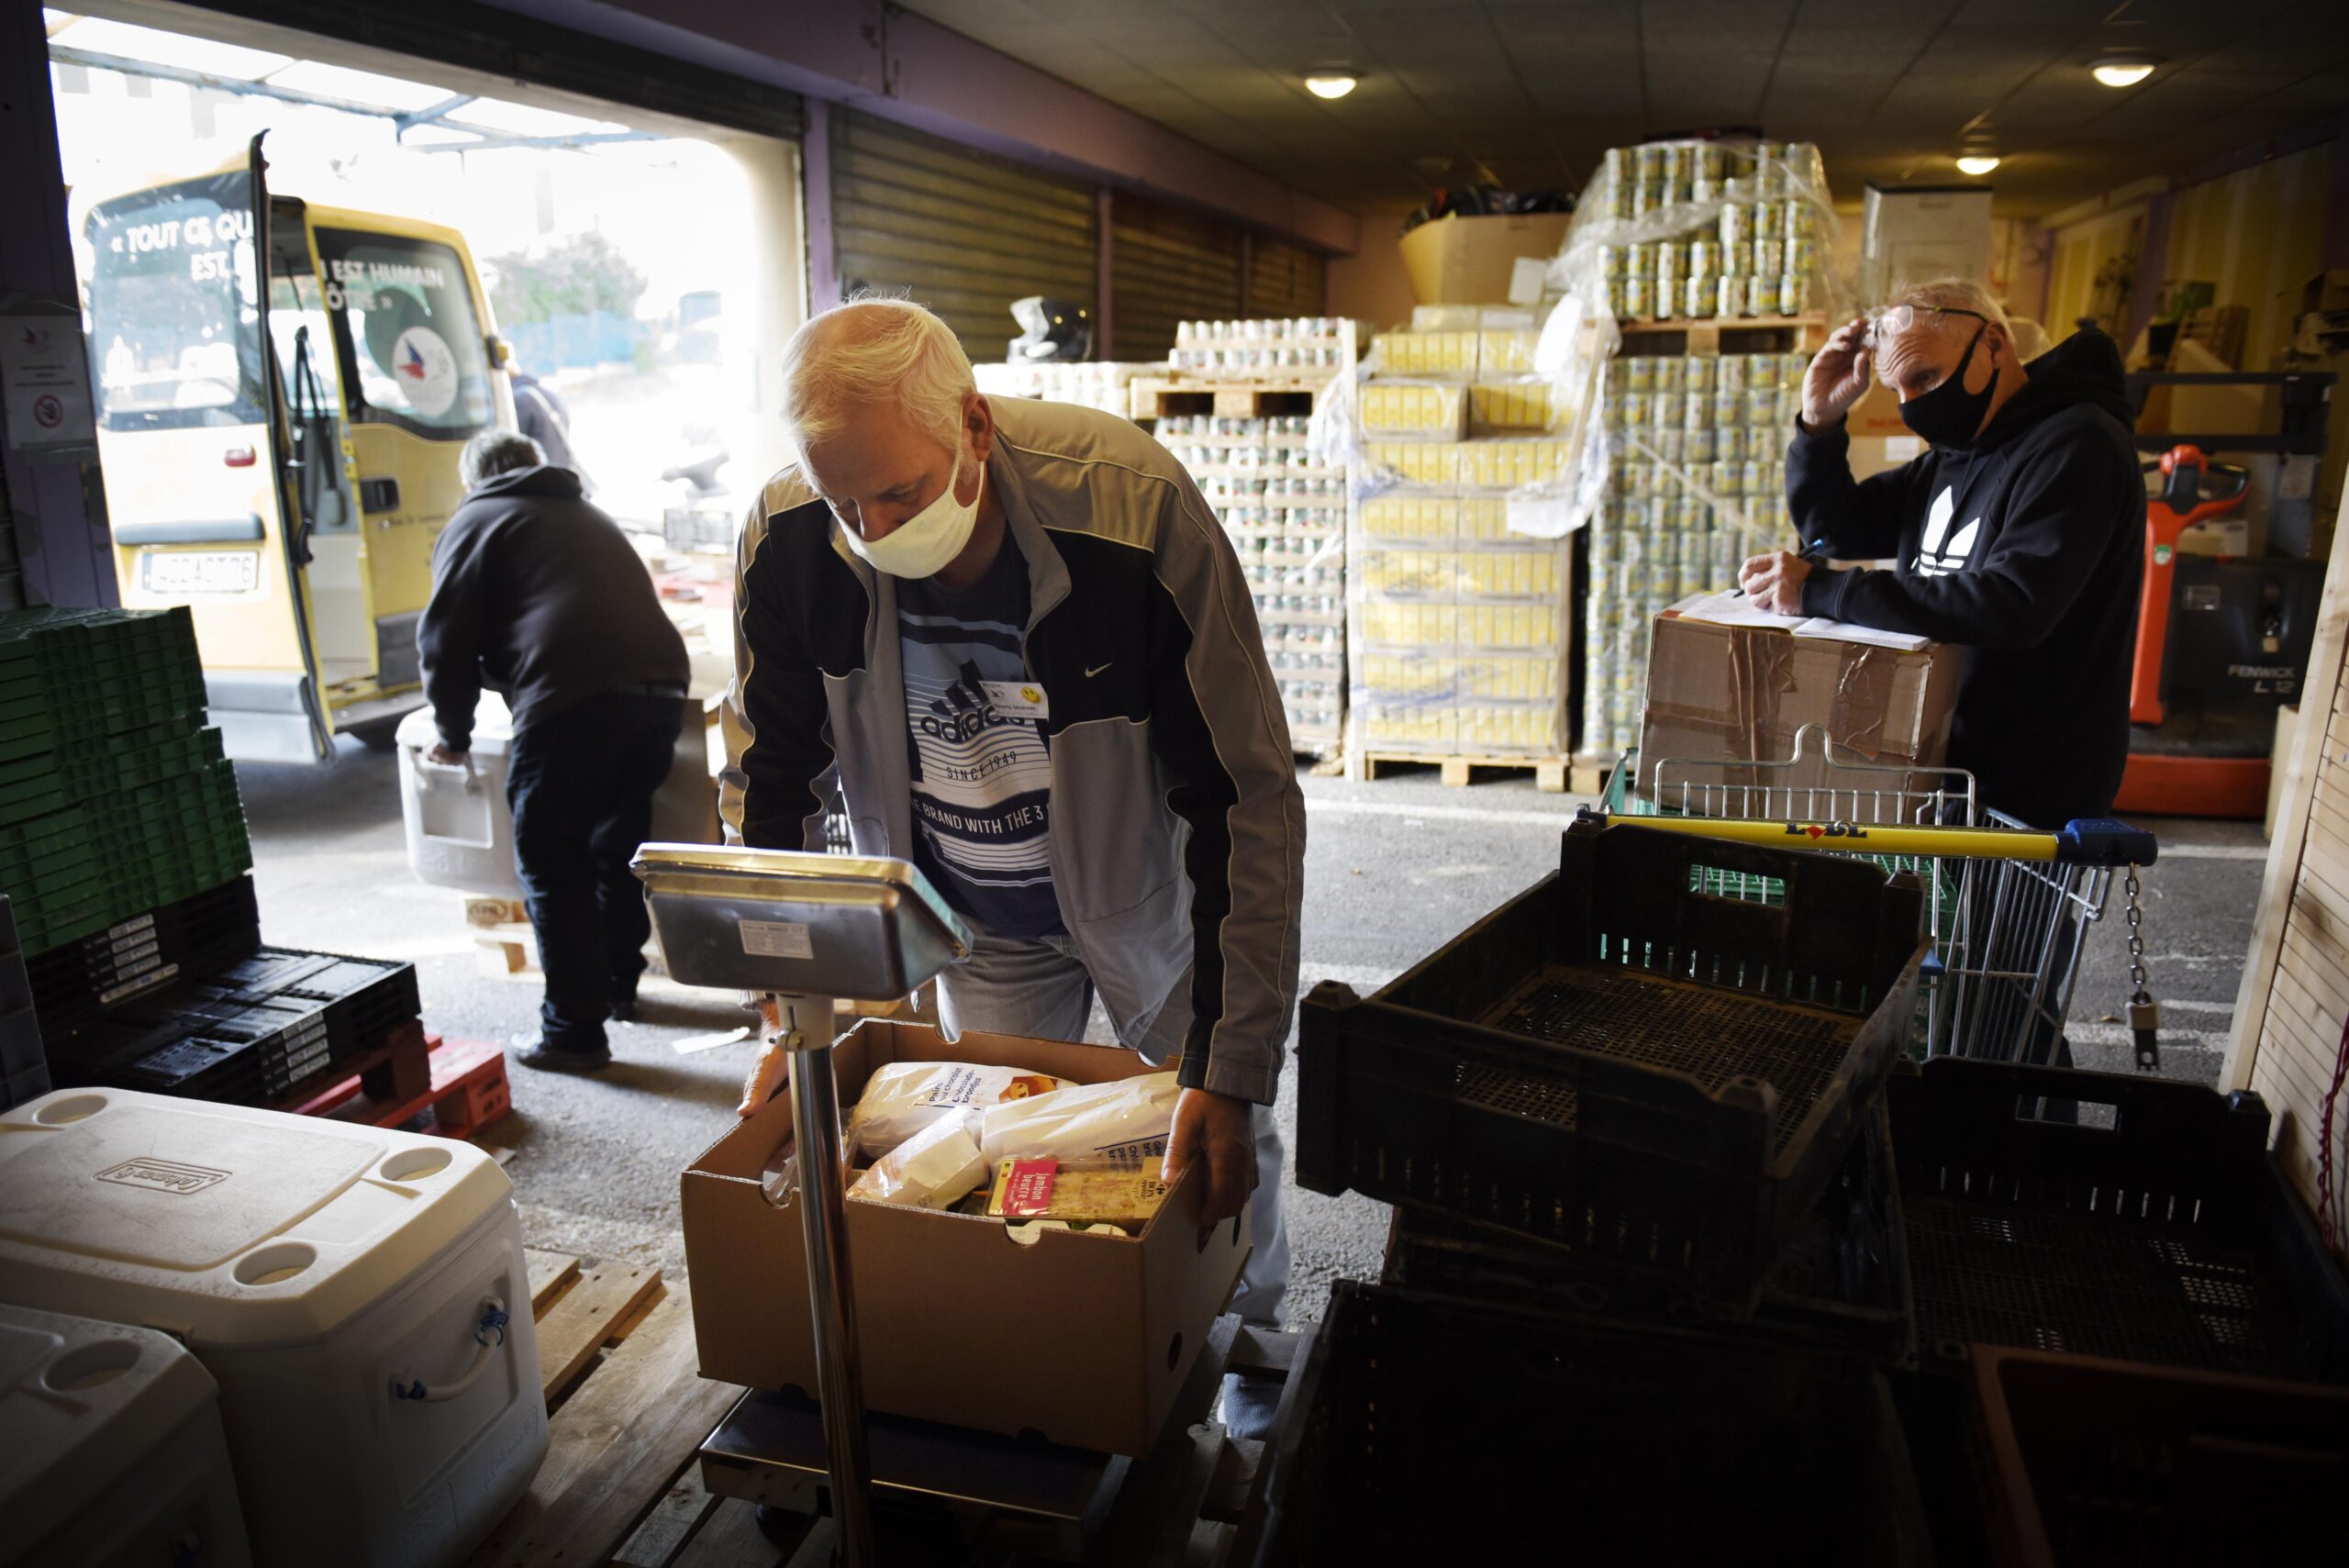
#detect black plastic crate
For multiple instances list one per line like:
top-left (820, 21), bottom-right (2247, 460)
top-left (1889, 1057), bottom-right (2349, 1384)
top-left (1298, 819), bottom-right (1927, 1303)
top-left (45, 945), bottom-right (420, 1108)
top-left (28, 876), bottom-right (262, 1037)
top-left (1381, 1099), bottom-right (1913, 1360)
top-left (1969, 1346), bottom-right (2349, 1568)
top-left (1291, 1281), bottom-right (1934, 1566)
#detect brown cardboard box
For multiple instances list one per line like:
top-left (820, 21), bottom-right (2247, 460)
top-left (1398, 213), bottom-right (1573, 306)
top-left (2301, 269), bottom-right (2349, 315)
top-left (680, 1019), bottom-right (1251, 1457)
top-left (1635, 605), bottom-right (1961, 806)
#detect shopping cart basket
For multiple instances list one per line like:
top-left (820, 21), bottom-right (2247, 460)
top-left (1599, 726), bottom-right (2158, 1066)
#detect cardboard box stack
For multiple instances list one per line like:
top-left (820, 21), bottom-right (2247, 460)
top-left (1585, 350), bottom-right (1811, 755)
top-left (1156, 410), bottom-right (1348, 752)
top-left (1349, 310), bottom-right (1579, 759)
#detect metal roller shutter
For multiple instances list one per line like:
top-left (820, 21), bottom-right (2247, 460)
top-left (829, 109), bottom-right (1097, 363)
top-left (1111, 196), bottom-right (1242, 362)
top-left (1248, 236), bottom-right (1328, 320)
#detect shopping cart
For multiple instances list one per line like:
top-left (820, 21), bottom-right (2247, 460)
top-left (1598, 726), bottom-right (2160, 1067)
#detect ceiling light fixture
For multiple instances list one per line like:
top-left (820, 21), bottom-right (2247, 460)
top-left (2091, 53), bottom-right (2161, 88)
top-left (1956, 153), bottom-right (2001, 176)
top-left (1304, 71), bottom-right (1359, 100)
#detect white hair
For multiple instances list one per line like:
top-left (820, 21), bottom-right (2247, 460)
top-left (780, 296), bottom-right (975, 462)
top-left (1889, 276), bottom-right (2012, 340)
top-left (461, 430), bottom-right (544, 489)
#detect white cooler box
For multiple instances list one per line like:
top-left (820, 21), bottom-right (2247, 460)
top-left (1, 1303), bottom-right (253, 1568)
top-left (0, 1089), bottom-right (548, 1568)
top-left (395, 690), bottom-right (718, 895)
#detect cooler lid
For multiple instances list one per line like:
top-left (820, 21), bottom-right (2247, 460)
top-left (0, 1099), bottom-right (378, 1269)
top-left (0, 1089), bottom-right (512, 1345)
top-left (0, 1304), bottom-right (221, 1554)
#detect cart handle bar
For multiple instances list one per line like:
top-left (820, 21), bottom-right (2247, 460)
top-left (1574, 810), bottom-right (2158, 867)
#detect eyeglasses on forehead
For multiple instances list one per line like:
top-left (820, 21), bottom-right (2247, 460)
top-left (1866, 304), bottom-right (1990, 345)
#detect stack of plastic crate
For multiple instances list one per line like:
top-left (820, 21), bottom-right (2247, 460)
top-left (0, 607), bottom-right (250, 957)
top-left (0, 896), bottom-right (43, 1110)
top-left (1154, 412), bottom-right (1348, 755)
top-left (1349, 314), bottom-right (1578, 763)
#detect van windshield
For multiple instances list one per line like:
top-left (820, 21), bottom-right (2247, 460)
top-left (314, 228), bottom-right (495, 439)
top-left (84, 172), bottom-right (266, 432)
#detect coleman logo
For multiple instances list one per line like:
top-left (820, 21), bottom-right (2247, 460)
top-left (1913, 487), bottom-right (1981, 578)
top-left (1784, 821), bottom-right (1870, 841)
top-left (97, 1157), bottom-right (228, 1195)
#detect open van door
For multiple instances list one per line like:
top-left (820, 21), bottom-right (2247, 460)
top-left (92, 133), bottom-right (331, 762)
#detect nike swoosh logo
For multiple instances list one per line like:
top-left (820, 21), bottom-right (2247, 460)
top-left (1085, 662), bottom-right (1112, 678)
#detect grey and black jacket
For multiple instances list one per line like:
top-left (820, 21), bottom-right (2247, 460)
top-left (718, 396), bottom-right (1307, 1105)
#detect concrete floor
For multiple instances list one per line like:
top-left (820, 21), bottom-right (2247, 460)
top-left (235, 742), bottom-right (2271, 1323)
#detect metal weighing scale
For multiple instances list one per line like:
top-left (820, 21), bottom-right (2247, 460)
top-left (634, 843), bottom-right (973, 1567)
top-left (633, 844), bottom-right (1311, 1565)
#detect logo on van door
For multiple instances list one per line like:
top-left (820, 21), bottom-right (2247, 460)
top-left (97, 1157), bottom-right (230, 1195)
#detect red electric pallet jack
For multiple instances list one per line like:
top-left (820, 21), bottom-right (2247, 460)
top-left (2114, 443), bottom-right (2324, 817)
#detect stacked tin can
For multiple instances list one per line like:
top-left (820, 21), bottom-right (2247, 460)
top-left (1171, 318), bottom-right (1359, 378)
top-left (1156, 411), bottom-right (1349, 749)
top-left (1598, 140), bottom-right (1823, 322)
top-left (1583, 348), bottom-right (1812, 756)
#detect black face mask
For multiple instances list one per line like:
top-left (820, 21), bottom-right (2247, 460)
top-left (1898, 324), bottom-right (1997, 450)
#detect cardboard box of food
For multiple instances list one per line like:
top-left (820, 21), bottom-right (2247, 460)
top-left (1635, 595), bottom-right (1961, 806)
top-left (1398, 212), bottom-right (1572, 306)
top-left (680, 1019), bottom-right (1252, 1457)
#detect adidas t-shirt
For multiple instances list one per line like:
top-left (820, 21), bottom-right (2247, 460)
top-left (896, 540), bottom-right (1063, 939)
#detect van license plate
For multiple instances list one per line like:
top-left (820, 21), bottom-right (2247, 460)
top-left (145, 550), bottom-right (259, 595)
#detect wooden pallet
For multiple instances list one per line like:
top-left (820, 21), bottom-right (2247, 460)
top-left (277, 1027), bottom-right (513, 1140)
top-left (1129, 376), bottom-right (1324, 422)
top-left (457, 1252), bottom-right (1318, 1568)
top-left (1570, 748), bottom-right (1622, 795)
top-left (1356, 750), bottom-right (1571, 793)
top-left (1616, 311), bottom-right (1829, 356)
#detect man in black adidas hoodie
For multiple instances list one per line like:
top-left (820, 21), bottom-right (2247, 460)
top-left (1741, 279), bottom-right (2144, 828)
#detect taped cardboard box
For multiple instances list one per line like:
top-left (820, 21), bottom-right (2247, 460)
top-left (680, 1018), bottom-right (1251, 1457)
top-left (1635, 603), bottom-right (1960, 806)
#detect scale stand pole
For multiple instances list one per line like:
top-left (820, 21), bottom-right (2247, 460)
top-left (777, 994), bottom-right (876, 1568)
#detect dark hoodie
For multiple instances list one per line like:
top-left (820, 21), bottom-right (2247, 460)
top-left (1787, 328), bottom-right (2143, 828)
top-left (417, 465), bottom-right (687, 749)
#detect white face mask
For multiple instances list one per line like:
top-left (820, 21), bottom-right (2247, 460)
top-left (838, 444), bottom-right (984, 579)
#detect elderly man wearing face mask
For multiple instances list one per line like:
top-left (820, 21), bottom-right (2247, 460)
top-left (719, 299), bottom-right (1304, 1379)
top-left (1739, 278), bottom-right (2144, 830)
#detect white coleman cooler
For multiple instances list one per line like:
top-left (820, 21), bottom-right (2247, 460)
top-left (0, 1303), bottom-right (253, 1568)
top-left (0, 1089), bottom-right (548, 1568)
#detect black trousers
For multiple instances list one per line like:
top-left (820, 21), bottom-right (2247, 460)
top-left (506, 690), bottom-right (684, 1053)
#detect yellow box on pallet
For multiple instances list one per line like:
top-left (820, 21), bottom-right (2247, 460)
top-left (1374, 331), bottom-right (1480, 378)
top-left (1356, 549), bottom-right (1458, 599)
top-left (1457, 550), bottom-right (1562, 599)
top-left (1457, 439), bottom-right (1574, 490)
top-left (1356, 495), bottom-right (1458, 542)
top-left (1469, 381), bottom-right (1567, 433)
top-left (1457, 654), bottom-right (1562, 702)
top-left (1365, 440), bottom-right (1462, 487)
top-left (1356, 652), bottom-right (1454, 700)
top-left (1479, 329), bottom-right (1541, 377)
top-left (1456, 602), bottom-right (1559, 650)
top-left (1458, 496), bottom-right (1514, 543)
top-left (1358, 603), bottom-right (1455, 647)
top-left (1359, 383), bottom-right (1467, 439)
top-left (1361, 704), bottom-right (1456, 750)
top-left (1457, 702), bottom-right (1560, 752)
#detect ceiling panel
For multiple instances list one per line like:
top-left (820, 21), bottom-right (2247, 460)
top-left (896, 0), bottom-right (2349, 219)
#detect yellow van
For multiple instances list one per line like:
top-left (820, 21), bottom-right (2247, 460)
top-left (85, 137), bottom-right (512, 761)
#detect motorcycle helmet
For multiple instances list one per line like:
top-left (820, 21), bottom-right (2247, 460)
top-left (1008, 296), bottom-right (1093, 363)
